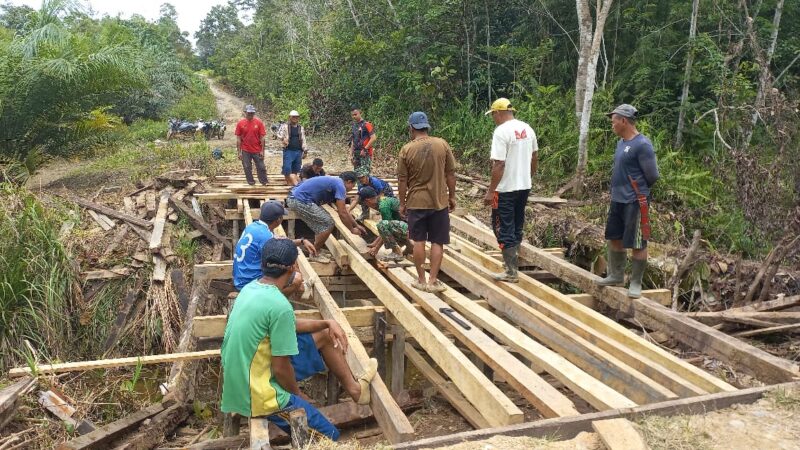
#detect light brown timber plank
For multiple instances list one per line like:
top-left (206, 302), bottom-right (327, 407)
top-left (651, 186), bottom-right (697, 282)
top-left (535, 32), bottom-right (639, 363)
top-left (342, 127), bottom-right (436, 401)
top-left (273, 226), bottom-right (414, 443)
top-left (243, 200), bottom-right (253, 226)
top-left (687, 311), bottom-right (800, 325)
top-left (9, 350), bottom-right (220, 377)
top-left (404, 346), bottom-right (490, 429)
top-left (385, 266), bottom-right (580, 417)
top-left (450, 216), bottom-right (763, 387)
top-left (592, 418), bottom-right (649, 450)
top-left (337, 240), bottom-right (523, 427)
top-left (149, 191), bottom-right (170, 253)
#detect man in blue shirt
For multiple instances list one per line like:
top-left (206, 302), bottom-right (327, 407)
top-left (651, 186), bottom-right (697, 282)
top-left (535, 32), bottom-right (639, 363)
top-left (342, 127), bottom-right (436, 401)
top-left (350, 168), bottom-right (394, 220)
top-left (286, 172), bottom-right (366, 262)
top-left (233, 201), bottom-right (317, 290)
top-left (596, 104), bottom-right (659, 298)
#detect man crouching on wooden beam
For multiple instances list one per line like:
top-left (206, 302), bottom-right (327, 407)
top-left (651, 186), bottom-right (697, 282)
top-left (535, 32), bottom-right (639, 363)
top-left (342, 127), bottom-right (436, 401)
top-left (221, 239), bottom-right (378, 441)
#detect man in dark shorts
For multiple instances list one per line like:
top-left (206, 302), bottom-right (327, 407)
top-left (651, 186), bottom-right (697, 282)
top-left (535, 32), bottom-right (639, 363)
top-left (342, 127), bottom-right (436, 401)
top-left (349, 106), bottom-right (376, 174)
top-left (596, 104), bottom-right (659, 298)
top-left (300, 158), bottom-right (326, 180)
top-left (235, 104), bottom-right (268, 186)
top-left (398, 111), bottom-right (457, 293)
top-left (221, 239), bottom-right (378, 441)
top-left (277, 110), bottom-right (308, 186)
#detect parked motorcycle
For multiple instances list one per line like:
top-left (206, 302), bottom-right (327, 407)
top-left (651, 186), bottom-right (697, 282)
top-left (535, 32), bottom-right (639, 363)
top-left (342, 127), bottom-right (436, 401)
top-left (196, 119), bottom-right (213, 140)
top-left (210, 118), bottom-right (226, 139)
top-left (166, 118), bottom-right (198, 140)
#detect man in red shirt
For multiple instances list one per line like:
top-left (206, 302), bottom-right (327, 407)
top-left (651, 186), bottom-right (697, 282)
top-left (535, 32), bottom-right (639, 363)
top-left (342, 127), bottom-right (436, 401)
top-left (235, 104), bottom-right (268, 185)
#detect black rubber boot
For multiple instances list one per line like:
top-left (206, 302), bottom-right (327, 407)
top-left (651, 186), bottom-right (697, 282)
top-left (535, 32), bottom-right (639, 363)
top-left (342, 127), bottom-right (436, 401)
top-left (493, 246), bottom-right (519, 283)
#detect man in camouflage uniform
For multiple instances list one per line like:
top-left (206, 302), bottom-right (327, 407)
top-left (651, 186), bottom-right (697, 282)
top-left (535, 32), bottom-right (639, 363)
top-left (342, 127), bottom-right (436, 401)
top-left (358, 186), bottom-right (409, 262)
top-left (349, 106), bottom-right (376, 174)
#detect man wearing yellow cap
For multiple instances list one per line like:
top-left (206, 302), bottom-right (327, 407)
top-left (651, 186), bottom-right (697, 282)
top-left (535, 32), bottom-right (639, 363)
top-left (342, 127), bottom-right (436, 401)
top-left (483, 98), bottom-right (538, 283)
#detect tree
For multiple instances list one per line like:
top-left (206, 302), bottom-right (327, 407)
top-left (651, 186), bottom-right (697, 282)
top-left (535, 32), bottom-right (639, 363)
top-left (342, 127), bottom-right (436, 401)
top-left (195, 2), bottom-right (242, 66)
top-left (574, 0), bottom-right (614, 196)
top-left (674, 0), bottom-right (700, 148)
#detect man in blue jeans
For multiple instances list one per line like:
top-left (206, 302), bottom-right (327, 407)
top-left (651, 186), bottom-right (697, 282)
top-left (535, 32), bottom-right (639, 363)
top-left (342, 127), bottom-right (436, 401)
top-left (483, 98), bottom-right (538, 283)
top-left (278, 110), bottom-right (308, 186)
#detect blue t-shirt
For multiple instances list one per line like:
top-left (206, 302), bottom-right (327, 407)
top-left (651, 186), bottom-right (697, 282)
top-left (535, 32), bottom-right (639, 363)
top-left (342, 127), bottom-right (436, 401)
top-left (233, 221), bottom-right (274, 290)
top-left (359, 176), bottom-right (392, 195)
top-left (290, 176), bottom-right (347, 205)
top-left (610, 134), bottom-right (659, 203)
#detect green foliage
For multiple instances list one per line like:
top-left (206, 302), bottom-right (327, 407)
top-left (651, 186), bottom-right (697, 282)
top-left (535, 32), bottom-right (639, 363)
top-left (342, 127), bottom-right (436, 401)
top-left (168, 76), bottom-right (218, 120)
top-left (0, 184), bottom-right (79, 372)
top-left (81, 141), bottom-right (217, 184)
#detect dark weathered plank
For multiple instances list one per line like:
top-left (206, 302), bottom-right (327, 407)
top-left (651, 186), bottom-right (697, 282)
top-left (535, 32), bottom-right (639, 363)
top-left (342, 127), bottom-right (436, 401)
top-left (56, 401), bottom-right (171, 450)
top-left (66, 195), bottom-right (153, 229)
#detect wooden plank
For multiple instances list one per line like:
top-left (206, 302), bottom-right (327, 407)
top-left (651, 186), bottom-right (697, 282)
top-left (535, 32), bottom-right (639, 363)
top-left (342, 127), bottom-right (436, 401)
top-left (171, 270), bottom-right (191, 315)
top-left (249, 417), bottom-right (271, 449)
top-left (687, 311), bottom-right (800, 325)
top-left (337, 239), bottom-right (523, 427)
top-left (325, 237), bottom-right (349, 267)
top-left (272, 226), bottom-right (414, 443)
top-left (323, 205), bottom-right (370, 254)
top-left (439, 248), bottom-right (675, 405)
top-left (55, 401), bottom-right (171, 450)
top-left (87, 210), bottom-right (113, 231)
top-left (114, 402), bottom-right (189, 450)
top-left (567, 293), bottom-right (598, 309)
top-left (391, 325), bottom-right (406, 394)
top-left (243, 201), bottom-right (253, 226)
top-left (726, 295), bottom-right (800, 313)
top-left (392, 381), bottom-right (800, 450)
top-left (103, 289), bottom-right (138, 354)
top-left (733, 323), bottom-right (800, 338)
top-left (82, 268), bottom-right (132, 281)
top-left (153, 255), bottom-right (168, 282)
top-left (192, 306), bottom-right (384, 338)
top-left (169, 196), bottom-right (232, 251)
top-left (8, 350), bottom-right (220, 377)
top-left (0, 377), bottom-right (35, 430)
top-left (150, 191), bottom-right (170, 253)
top-left (405, 346), bottom-right (490, 429)
top-left (449, 216), bottom-right (782, 386)
top-left (592, 418), bottom-right (649, 450)
top-left (385, 266), bottom-right (580, 417)
top-left (66, 195), bottom-right (153, 229)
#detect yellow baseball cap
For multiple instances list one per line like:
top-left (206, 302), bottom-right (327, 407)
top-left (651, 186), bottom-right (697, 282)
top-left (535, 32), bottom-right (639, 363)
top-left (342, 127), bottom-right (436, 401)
top-left (484, 98), bottom-right (516, 115)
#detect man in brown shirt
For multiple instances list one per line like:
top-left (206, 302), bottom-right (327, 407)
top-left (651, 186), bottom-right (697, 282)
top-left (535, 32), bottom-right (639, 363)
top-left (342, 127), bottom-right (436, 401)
top-left (398, 111), bottom-right (457, 293)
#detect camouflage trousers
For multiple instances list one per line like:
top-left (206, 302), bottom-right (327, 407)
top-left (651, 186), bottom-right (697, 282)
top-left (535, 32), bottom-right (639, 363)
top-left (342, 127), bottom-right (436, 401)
top-left (377, 220), bottom-right (409, 249)
top-left (353, 152), bottom-right (372, 174)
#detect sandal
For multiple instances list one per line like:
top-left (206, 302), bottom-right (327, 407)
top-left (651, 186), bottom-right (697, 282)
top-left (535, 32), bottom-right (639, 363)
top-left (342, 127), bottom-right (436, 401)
top-left (411, 280), bottom-right (428, 292)
top-left (426, 280), bottom-right (447, 293)
top-left (357, 358), bottom-right (379, 405)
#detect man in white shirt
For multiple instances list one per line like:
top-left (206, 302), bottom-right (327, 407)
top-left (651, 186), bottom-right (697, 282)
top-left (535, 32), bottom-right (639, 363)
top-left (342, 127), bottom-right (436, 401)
top-left (483, 98), bottom-right (538, 283)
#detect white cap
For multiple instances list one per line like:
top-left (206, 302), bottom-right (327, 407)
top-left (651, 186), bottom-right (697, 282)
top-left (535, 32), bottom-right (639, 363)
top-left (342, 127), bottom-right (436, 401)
top-left (289, 110), bottom-right (300, 117)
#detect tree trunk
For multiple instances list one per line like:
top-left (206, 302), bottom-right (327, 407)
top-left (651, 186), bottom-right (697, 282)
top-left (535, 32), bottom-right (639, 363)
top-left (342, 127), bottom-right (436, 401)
top-left (574, 0), bottom-right (615, 197)
top-left (574, 0), bottom-right (593, 117)
top-left (346, 0), bottom-right (360, 27)
top-left (743, 0), bottom-right (784, 149)
top-left (674, 0), bottom-right (700, 148)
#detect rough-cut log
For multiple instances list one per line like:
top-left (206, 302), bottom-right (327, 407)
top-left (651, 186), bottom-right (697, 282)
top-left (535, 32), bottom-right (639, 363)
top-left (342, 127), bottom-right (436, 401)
top-left (112, 402), bottom-right (189, 450)
top-left (169, 196), bottom-right (231, 251)
top-left (65, 195), bottom-right (153, 229)
top-left (56, 401), bottom-right (172, 450)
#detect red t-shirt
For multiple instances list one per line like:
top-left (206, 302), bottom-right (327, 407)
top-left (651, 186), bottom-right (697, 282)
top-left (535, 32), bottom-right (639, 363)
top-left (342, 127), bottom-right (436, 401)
top-left (235, 118), bottom-right (266, 153)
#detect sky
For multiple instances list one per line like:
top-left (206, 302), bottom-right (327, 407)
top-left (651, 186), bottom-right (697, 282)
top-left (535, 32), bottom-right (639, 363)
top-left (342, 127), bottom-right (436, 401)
top-left (8, 0), bottom-right (240, 45)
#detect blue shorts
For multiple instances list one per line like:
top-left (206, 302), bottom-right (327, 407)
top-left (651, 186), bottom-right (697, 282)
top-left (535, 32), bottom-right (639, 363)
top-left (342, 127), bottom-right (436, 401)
top-left (291, 333), bottom-right (326, 381)
top-left (269, 393), bottom-right (340, 441)
top-left (282, 149), bottom-right (303, 175)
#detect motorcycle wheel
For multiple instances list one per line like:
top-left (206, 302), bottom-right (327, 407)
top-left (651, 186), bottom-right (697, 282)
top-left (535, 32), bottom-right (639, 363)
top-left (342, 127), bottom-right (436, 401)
top-left (219, 130), bottom-right (225, 139)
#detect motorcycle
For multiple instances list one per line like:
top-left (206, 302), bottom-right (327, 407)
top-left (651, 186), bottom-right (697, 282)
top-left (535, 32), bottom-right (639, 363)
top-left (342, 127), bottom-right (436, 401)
top-left (166, 118), bottom-right (198, 140)
top-left (196, 119), bottom-right (213, 140)
top-left (209, 118), bottom-right (226, 139)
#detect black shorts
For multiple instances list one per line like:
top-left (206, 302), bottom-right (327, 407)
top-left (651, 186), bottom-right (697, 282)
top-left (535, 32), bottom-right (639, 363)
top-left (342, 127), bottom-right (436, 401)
top-left (604, 201), bottom-right (647, 249)
top-left (407, 208), bottom-right (450, 245)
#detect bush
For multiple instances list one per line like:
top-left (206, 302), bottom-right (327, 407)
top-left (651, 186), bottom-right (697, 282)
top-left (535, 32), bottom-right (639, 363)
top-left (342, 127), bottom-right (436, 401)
top-left (168, 76), bottom-right (218, 121)
top-left (125, 120), bottom-right (168, 142)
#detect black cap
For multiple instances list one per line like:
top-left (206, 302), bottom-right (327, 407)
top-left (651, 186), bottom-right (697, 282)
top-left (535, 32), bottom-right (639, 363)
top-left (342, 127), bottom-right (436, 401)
top-left (260, 201), bottom-right (285, 222)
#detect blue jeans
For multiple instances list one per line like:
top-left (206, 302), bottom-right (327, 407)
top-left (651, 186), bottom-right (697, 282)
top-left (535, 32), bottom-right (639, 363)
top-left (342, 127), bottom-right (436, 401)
top-left (269, 394), bottom-right (340, 441)
top-left (491, 189), bottom-right (530, 249)
top-left (282, 148), bottom-right (303, 175)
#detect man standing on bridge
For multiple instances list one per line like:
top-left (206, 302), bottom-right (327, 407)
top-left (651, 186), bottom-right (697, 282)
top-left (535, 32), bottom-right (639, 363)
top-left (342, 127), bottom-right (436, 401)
top-left (349, 106), bottom-right (376, 174)
top-left (235, 104), bottom-right (268, 186)
top-left (277, 110), bottom-right (308, 187)
top-left (483, 98), bottom-right (538, 283)
top-left (595, 104), bottom-right (659, 298)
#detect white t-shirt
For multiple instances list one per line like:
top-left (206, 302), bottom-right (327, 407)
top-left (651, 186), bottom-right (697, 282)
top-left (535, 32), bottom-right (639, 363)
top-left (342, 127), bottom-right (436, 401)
top-left (490, 119), bottom-right (538, 192)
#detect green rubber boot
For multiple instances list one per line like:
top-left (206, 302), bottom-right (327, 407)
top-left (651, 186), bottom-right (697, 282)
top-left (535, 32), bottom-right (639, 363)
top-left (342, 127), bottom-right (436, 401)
top-left (493, 246), bottom-right (519, 283)
top-left (628, 258), bottom-right (647, 298)
top-left (595, 249), bottom-right (626, 286)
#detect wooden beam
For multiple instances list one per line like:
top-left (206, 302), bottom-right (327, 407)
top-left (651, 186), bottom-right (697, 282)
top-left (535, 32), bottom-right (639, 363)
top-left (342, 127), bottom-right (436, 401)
top-left (55, 401), bottom-right (172, 450)
top-left (0, 377), bottom-right (35, 430)
top-left (272, 227), bottom-right (414, 443)
top-left (82, 268), bottom-right (132, 281)
top-left (385, 266), bottom-right (580, 418)
top-left (392, 381), bottom-right (800, 450)
top-left (66, 195), bottom-right (153, 229)
top-left (337, 240), bottom-right (523, 427)
top-left (726, 295), bottom-right (800, 313)
top-left (405, 346), bottom-right (490, 429)
top-left (249, 417), bottom-right (270, 450)
top-left (441, 245), bottom-right (679, 404)
top-left (733, 323), bottom-right (800, 338)
top-left (323, 205), bottom-right (370, 255)
top-left (449, 216), bottom-right (800, 384)
top-left (243, 201), bottom-right (253, 226)
top-left (591, 418), bottom-right (649, 450)
top-left (153, 255), bottom-right (168, 282)
top-left (150, 191), bottom-right (170, 253)
top-left (325, 237), bottom-right (349, 267)
top-left (687, 311), bottom-right (800, 326)
top-left (192, 306), bottom-right (384, 338)
top-left (9, 350), bottom-right (220, 377)
top-left (169, 196), bottom-right (232, 251)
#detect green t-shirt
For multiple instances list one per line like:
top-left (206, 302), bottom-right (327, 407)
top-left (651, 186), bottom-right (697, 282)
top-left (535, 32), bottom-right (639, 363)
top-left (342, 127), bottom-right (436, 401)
top-left (220, 281), bottom-right (298, 417)
top-left (378, 196), bottom-right (401, 221)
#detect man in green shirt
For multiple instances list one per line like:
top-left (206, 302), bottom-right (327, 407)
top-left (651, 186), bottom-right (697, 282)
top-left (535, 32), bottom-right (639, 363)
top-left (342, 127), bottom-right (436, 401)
top-left (359, 186), bottom-right (411, 262)
top-left (220, 239), bottom-right (378, 441)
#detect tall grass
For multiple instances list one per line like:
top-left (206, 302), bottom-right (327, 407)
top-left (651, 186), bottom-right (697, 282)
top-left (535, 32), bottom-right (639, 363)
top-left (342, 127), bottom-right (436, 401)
top-left (0, 184), bottom-right (80, 371)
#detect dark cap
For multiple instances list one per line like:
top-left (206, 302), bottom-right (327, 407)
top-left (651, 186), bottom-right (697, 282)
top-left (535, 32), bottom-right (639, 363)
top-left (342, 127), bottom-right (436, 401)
top-left (261, 238), bottom-right (298, 273)
top-left (408, 111), bottom-right (430, 130)
top-left (606, 104), bottom-right (637, 119)
top-left (358, 186), bottom-right (378, 201)
top-left (260, 201), bottom-right (285, 223)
